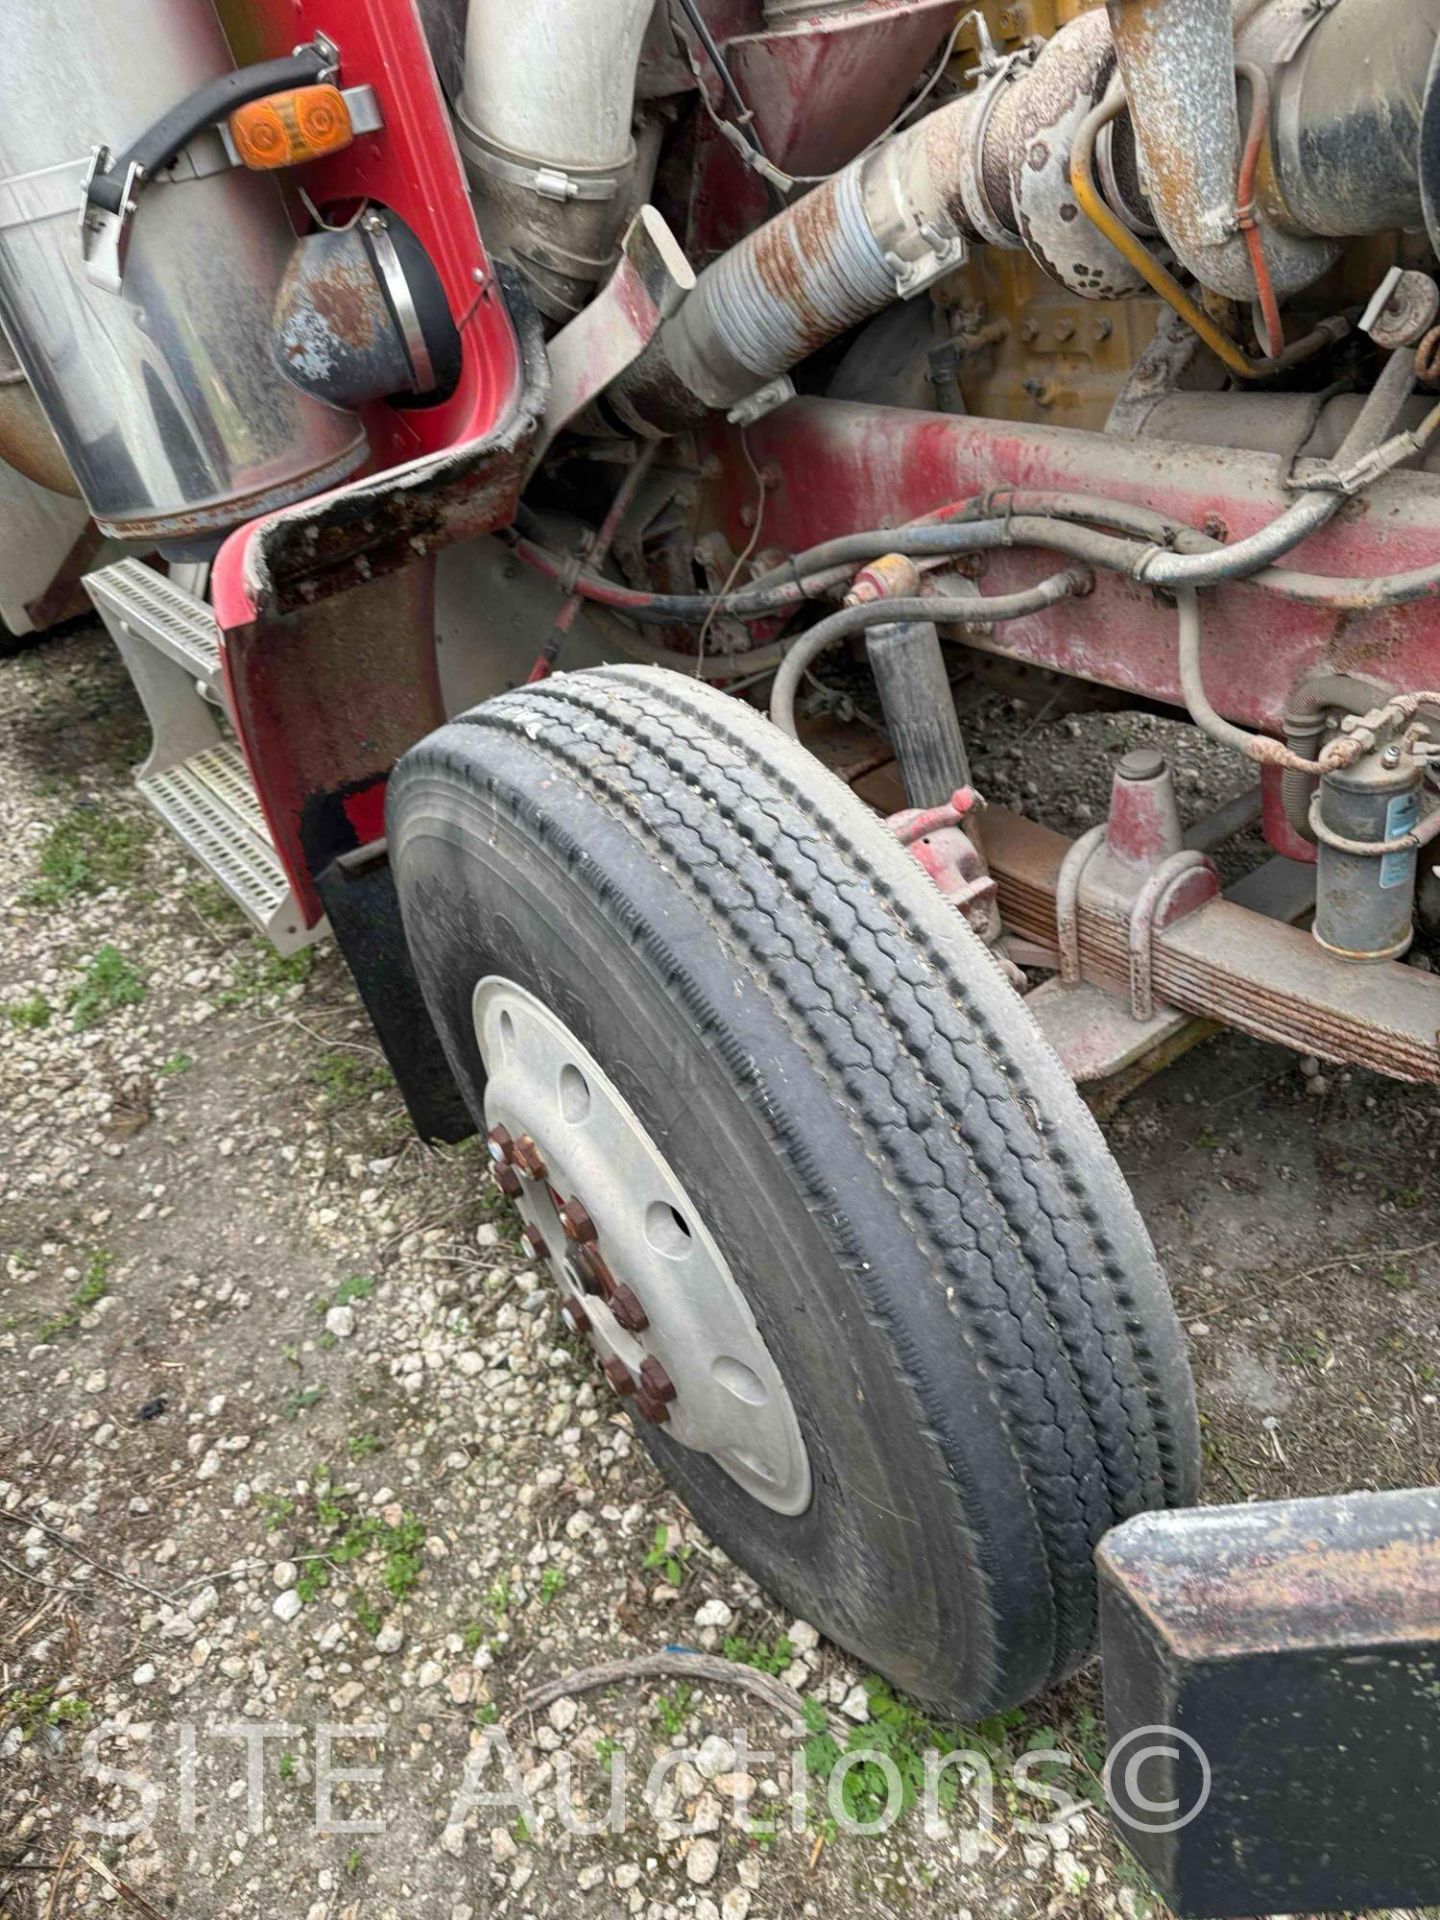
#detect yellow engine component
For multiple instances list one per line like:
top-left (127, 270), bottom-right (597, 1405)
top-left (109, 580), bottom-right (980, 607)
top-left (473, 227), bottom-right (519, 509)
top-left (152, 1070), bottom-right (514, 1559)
top-left (925, 0), bottom-right (1160, 431)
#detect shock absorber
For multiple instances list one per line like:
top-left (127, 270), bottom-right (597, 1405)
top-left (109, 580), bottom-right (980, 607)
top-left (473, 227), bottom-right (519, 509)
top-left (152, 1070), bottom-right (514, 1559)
top-left (865, 618), bottom-right (973, 810)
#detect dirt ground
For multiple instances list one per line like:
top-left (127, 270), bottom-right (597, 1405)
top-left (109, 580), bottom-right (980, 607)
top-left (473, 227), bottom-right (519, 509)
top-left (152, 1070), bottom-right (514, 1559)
top-left (2, 627), bottom-right (1437, 1920)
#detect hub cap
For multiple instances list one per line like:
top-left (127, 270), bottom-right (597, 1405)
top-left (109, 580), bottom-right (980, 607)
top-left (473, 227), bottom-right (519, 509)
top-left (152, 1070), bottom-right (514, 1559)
top-left (474, 979), bottom-right (812, 1517)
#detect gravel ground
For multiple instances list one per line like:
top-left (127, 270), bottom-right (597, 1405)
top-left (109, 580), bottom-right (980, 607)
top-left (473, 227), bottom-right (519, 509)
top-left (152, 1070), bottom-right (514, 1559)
top-left (3, 627), bottom-right (1438, 1920)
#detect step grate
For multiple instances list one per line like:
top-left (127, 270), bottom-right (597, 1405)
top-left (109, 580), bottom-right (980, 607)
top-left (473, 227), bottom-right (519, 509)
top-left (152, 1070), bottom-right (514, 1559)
top-left (86, 557), bottom-right (223, 687)
top-left (139, 742), bottom-right (315, 953)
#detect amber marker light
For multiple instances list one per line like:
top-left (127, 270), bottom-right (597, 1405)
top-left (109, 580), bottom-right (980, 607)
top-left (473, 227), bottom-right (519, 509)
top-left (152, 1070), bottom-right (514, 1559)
top-left (229, 84), bottom-right (354, 171)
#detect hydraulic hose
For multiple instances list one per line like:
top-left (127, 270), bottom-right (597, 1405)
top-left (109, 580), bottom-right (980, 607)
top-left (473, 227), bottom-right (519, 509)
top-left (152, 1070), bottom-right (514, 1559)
top-left (1133, 346), bottom-right (1423, 588)
top-left (768, 573), bottom-right (1093, 739)
top-left (1175, 588), bottom-right (1326, 772)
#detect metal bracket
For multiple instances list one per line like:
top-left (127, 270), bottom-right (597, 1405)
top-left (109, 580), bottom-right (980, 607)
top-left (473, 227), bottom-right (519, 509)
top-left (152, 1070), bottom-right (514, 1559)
top-left (78, 34), bottom-right (345, 291)
top-left (1128, 850), bottom-right (1221, 1021)
top-left (1275, 0), bottom-right (1345, 63)
top-left (537, 206), bottom-right (695, 463)
top-left (78, 147), bottom-right (142, 295)
top-left (728, 374), bottom-right (797, 429)
top-left (885, 220), bottom-right (969, 300)
top-left (954, 47), bottom-right (1033, 252)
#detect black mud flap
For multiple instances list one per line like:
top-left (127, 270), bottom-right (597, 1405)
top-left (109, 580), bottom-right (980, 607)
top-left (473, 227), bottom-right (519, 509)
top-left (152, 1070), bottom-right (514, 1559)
top-left (316, 841), bottom-right (474, 1145)
top-left (1099, 1487), bottom-right (1440, 1918)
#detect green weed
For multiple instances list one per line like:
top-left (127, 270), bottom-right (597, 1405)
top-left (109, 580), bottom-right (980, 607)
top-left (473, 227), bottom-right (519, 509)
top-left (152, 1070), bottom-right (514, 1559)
top-left (26, 809), bottom-right (148, 905)
top-left (68, 946), bottom-right (145, 1029)
top-left (311, 1050), bottom-right (393, 1107)
top-left (38, 1250), bottom-right (113, 1342)
top-left (653, 1686), bottom-right (693, 1737)
top-left (642, 1523), bottom-right (690, 1587)
top-left (4, 993), bottom-right (52, 1030)
top-left (722, 1635), bottom-right (793, 1677)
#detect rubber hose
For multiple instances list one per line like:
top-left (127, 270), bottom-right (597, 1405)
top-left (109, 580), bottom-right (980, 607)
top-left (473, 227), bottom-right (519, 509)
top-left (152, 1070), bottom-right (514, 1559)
top-left (768, 572), bottom-right (1091, 738)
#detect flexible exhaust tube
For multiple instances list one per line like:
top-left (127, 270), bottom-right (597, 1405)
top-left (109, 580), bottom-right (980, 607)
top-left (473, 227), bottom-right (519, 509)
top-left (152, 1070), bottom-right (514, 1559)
top-left (608, 11), bottom-right (1138, 433)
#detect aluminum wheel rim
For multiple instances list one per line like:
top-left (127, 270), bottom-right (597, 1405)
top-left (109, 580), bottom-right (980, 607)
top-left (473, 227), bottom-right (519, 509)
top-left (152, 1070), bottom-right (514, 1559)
top-left (474, 977), bottom-right (813, 1517)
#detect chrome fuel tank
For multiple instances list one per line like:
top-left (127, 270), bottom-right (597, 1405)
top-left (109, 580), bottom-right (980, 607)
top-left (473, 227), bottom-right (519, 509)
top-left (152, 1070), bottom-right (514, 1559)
top-left (0, 0), bottom-right (367, 545)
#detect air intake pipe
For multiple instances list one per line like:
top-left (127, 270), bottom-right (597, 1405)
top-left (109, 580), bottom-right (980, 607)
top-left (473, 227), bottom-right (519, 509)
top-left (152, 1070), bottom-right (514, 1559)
top-left (457, 0), bottom-right (657, 320)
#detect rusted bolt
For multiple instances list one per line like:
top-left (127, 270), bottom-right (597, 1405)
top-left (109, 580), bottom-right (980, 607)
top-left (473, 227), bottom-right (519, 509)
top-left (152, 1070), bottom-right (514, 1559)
top-left (486, 1125), bottom-right (515, 1166)
top-left (1093, 317), bottom-right (1114, 343)
top-left (560, 1196), bottom-right (598, 1244)
top-left (610, 1284), bottom-right (650, 1334)
top-left (561, 1298), bottom-right (592, 1337)
top-left (494, 1163), bottom-right (523, 1199)
top-left (602, 1356), bottom-right (638, 1397)
top-left (1019, 318), bottom-right (1040, 343)
top-left (576, 1245), bottom-right (617, 1298)
top-left (1053, 319), bottom-right (1075, 343)
top-left (521, 1223), bottom-right (548, 1259)
top-left (634, 1390), bottom-right (671, 1426)
top-left (513, 1135), bottom-right (547, 1180)
top-left (639, 1357), bottom-right (677, 1404)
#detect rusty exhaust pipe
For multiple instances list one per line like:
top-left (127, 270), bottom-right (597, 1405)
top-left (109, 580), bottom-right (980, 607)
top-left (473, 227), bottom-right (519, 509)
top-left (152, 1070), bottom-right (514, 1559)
top-left (1106, 0), bottom-right (1332, 301)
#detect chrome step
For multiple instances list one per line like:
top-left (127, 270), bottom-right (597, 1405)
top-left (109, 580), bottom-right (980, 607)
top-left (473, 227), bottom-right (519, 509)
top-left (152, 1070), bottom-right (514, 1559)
top-left (85, 557), bottom-right (225, 701)
top-left (138, 742), bottom-right (322, 956)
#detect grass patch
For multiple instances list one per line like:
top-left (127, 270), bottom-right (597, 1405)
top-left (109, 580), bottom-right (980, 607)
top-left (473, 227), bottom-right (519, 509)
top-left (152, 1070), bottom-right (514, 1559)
top-left (159, 1051), bottom-right (194, 1076)
top-left (538, 1566), bottom-right (566, 1604)
top-left (318, 1274), bottom-right (376, 1315)
top-left (187, 877), bottom-right (247, 930)
top-left (68, 945), bottom-right (145, 1029)
top-left (274, 1468), bottom-right (427, 1625)
top-left (311, 1050), bottom-right (394, 1108)
top-left (642, 1523), bottom-right (690, 1587)
top-left (652, 1686), bottom-right (694, 1737)
top-left (722, 1634), bottom-right (794, 1677)
top-left (1, 1686), bottom-right (93, 1742)
top-left (216, 944), bottom-right (314, 1008)
top-left (797, 1681), bottom-right (1098, 1840)
top-left (26, 808), bottom-right (148, 905)
top-left (38, 1250), bottom-right (114, 1343)
top-left (4, 993), bottom-right (52, 1031)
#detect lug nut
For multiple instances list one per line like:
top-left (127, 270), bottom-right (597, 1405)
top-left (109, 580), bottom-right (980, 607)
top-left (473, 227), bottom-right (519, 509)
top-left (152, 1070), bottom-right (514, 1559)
top-left (574, 1245), bottom-right (616, 1298)
top-left (639, 1356), bottom-right (677, 1404)
top-left (513, 1135), bottom-right (548, 1180)
top-left (494, 1163), bottom-right (523, 1199)
top-left (521, 1224), bottom-right (548, 1259)
top-left (559, 1196), bottom-right (598, 1244)
top-left (602, 1356), bottom-right (637, 1397)
top-left (486, 1125), bottom-right (516, 1166)
top-left (610, 1284), bottom-right (650, 1334)
top-left (561, 1298), bottom-right (592, 1337)
top-left (634, 1390), bottom-right (671, 1426)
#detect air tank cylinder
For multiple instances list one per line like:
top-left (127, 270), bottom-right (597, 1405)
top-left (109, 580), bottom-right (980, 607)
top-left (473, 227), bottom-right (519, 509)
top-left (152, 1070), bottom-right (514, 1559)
top-left (0, 0), bottom-right (368, 545)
